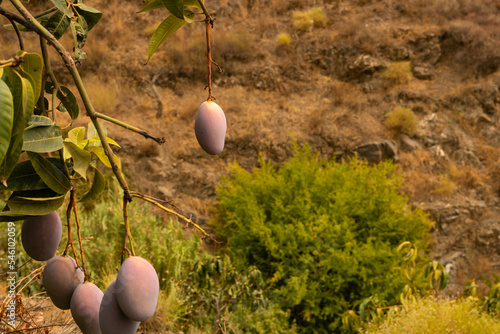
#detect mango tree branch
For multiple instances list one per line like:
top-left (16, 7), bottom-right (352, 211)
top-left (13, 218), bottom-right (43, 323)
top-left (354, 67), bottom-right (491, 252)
top-left (197, 0), bottom-right (214, 25)
top-left (131, 191), bottom-right (221, 244)
top-left (6, 15), bottom-right (23, 50)
top-left (9, 0), bottom-right (132, 201)
top-left (94, 112), bottom-right (166, 144)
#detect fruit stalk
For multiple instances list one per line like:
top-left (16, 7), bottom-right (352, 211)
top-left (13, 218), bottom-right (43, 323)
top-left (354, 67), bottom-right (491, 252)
top-left (65, 196), bottom-right (79, 265)
top-left (206, 19), bottom-right (213, 101)
top-left (121, 196), bottom-right (135, 264)
top-left (71, 189), bottom-right (88, 279)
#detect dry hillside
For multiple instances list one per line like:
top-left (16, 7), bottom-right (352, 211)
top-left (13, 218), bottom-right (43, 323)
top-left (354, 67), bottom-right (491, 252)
top-left (1, 0), bottom-right (500, 318)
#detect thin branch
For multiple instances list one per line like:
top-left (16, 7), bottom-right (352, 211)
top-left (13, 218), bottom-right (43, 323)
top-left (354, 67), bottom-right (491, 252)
top-left (6, 16), bottom-right (24, 50)
top-left (9, 0), bottom-right (132, 202)
top-left (71, 189), bottom-right (88, 279)
top-left (131, 191), bottom-right (221, 243)
top-left (64, 195), bottom-right (79, 263)
top-left (94, 112), bottom-right (165, 144)
top-left (205, 19), bottom-right (213, 102)
top-left (197, 0), bottom-right (214, 25)
top-left (121, 196), bottom-right (134, 264)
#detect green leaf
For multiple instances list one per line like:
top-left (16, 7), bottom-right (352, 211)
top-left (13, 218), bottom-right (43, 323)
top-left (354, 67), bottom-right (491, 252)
top-left (27, 152), bottom-right (71, 194)
top-left (64, 141), bottom-right (91, 179)
top-left (88, 146), bottom-right (121, 169)
top-left (0, 78), bottom-right (14, 164)
top-left (138, 0), bottom-right (164, 13)
top-left (50, 0), bottom-right (72, 18)
top-left (147, 14), bottom-right (188, 63)
top-left (0, 211), bottom-right (37, 223)
top-left (87, 136), bottom-right (120, 147)
top-left (74, 5), bottom-right (102, 31)
top-left (0, 138), bottom-right (23, 182)
top-left (16, 52), bottom-right (44, 100)
top-left (160, 0), bottom-right (184, 19)
top-left (25, 115), bottom-right (53, 130)
top-left (23, 125), bottom-right (63, 153)
top-left (70, 17), bottom-right (88, 61)
top-left (43, 10), bottom-right (71, 40)
top-left (7, 193), bottom-right (66, 216)
top-left (184, 0), bottom-right (202, 9)
top-left (57, 86), bottom-right (79, 120)
top-left (0, 160), bottom-right (48, 191)
top-left (79, 166), bottom-right (105, 202)
top-left (67, 127), bottom-right (86, 147)
top-left (3, 67), bottom-right (36, 128)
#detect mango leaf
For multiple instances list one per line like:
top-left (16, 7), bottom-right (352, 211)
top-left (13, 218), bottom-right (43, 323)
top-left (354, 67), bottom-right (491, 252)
top-left (78, 166), bottom-right (105, 202)
top-left (23, 125), bottom-right (63, 153)
top-left (56, 86), bottom-right (79, 120)
top-left (0, 211), bottom-right (37, 223)
top-left (7, 193), bottom-right (66, 215)
top-left (64, 141), bottom-right (91, 180)
top-left (67, 127), bottom-right (86, 147)
top-left (138, 0), bottom-right (164, 13)
top-left (87, 136), bottom-right (120, 147)
top-left (160, 0), bottom-right (184, 19)
top-left (25, 115), bottom-right (53, 130)
top-left (3, 67), bottom-right (35, 127)
top-left (0, 138), bottom-right (23, 182)
top-left (70, 17), bottom-right (88, 62)
top-left (184, 0), bottom-right (202, 8)
top-left (0, 160), bottom-right (48, 191)
top-left (147, 13), bottom-right (192, 63)
top-left (27, 152), bottom-right (71, 194)
top-left (0, 78), bottom-right (14, 164)
top-left (74, 5), bottom-right (102, 31)
top-left (88, 146), bottom-right (121, 169)
top-left (43, 10), bottom-right (71, 40)
top-left (16, 51), bottom-right (44, 99)
top-left (50, 0), bottom-right (72, 18)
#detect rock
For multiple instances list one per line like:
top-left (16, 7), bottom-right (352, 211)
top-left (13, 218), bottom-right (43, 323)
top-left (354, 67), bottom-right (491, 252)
top-left (409, 31), bottom-right (441, 65)
top-left (344, 55), bottom-right (386, 80)
top-left (399, 134), bottom-right (421, 152)
top-left (355, 140), bottom-right (399, 163)
top-left (412, 64), bottom-right (434, 80)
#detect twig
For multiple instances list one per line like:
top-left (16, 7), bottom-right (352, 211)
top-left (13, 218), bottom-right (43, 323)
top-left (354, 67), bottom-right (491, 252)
top-left (131, 191), bottom-right (221, 243)
top-left (94, 112), bottom-right (165, 144)
top-left (121, 196), bottom-right (135, 264)
top-left (64, 194), bottom-right (79, 264)
top-left (6, 16), bottom-right (24, 50)
top-left (71, 189), bottom-right (88, 279)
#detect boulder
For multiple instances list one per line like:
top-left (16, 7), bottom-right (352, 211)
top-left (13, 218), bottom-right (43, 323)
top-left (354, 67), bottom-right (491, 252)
top-left (355, 140), bottom-right (399, 163)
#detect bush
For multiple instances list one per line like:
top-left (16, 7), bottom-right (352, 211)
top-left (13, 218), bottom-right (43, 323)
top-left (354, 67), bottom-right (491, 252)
top-left (381, 61), bottom-right (412, 85)
top-left (276, 33), bottom-right (292, 47)
top-left (293, 7), bottom-right (327, 31)
top-left (214, 144), bottom-right (434, 333)
top-left (365, 296), bottom-right (500, 334)
top-left (385, 107), bottom-right (418, 136)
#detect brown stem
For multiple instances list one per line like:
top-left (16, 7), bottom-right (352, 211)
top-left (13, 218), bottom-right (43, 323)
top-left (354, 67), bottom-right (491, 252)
top-left (206, 19), bottom-right (212, 102)
top-left (121, 196), bottom-right (134, 264)
top-left (131, 191), bottom-right (221, 243)
top-left (71, 189), bottom-right (88, 279)
top-left (64, 195), bottom-right (79, 265)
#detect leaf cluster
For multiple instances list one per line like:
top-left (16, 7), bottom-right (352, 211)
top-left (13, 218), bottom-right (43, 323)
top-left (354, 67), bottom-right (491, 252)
top-left (214, 143), bottom-right (434, 333)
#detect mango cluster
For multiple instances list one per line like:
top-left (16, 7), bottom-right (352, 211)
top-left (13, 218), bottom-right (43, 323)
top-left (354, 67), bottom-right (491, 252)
top-left (20, 212), bottom-right (159, 334)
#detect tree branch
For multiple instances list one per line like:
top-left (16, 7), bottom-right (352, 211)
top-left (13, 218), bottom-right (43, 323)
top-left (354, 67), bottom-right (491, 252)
top-left (8, 0), bottom-right (132, 201)
top-left (94, 112), bottom-right (165, 144)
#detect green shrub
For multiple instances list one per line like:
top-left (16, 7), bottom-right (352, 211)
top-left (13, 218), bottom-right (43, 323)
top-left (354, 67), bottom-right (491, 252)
top-left (365, 296), bottom-right (500, 334)
top-left (293, 7), bottom-right (327, 31)
top-left (381, 61), bottom-right (412, 85)
top-left (276, 33), bottom-right (292, 47)
top-left (214, 144), bottom-right (433, 333)
top-left (385, 107), bottom-right (418, 135)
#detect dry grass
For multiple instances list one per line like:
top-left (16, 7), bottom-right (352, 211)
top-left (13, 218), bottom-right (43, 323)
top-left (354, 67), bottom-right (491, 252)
top-left (381, 61), bottom-right (412, 86)
top-left (385, 107), bottom-right (418, 136)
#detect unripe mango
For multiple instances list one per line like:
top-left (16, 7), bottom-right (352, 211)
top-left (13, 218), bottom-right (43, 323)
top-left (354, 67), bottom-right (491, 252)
top-left (194, 101), bottom-right (226, 155)
top-left (99, 281), bottom-right (140, 334)
top-left (115, 256), bottom-right (159, 321)
top-left (22, 211), bottom-right (62, 261)
top-left (70, 282), bottom-right (103, 334)
top-left (43, 255), bottom-right (84, 310)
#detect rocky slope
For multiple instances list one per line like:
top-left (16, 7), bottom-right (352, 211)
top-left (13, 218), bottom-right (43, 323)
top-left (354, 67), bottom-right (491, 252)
top-left (1, 0), bottom-right (500, 297)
